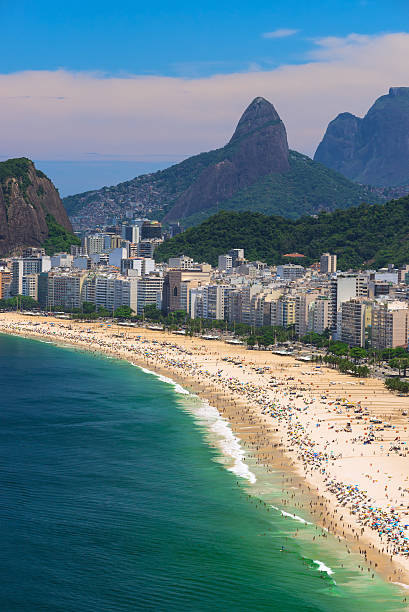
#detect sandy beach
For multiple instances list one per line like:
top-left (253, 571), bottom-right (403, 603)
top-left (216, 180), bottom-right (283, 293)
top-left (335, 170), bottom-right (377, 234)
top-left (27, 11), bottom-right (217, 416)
top-left (2, 312), bottom-right (409, 590)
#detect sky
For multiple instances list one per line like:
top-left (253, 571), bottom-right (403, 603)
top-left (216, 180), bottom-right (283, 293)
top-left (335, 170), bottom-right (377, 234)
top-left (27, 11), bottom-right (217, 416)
top-left (1, 0), bottom-right (409, 193)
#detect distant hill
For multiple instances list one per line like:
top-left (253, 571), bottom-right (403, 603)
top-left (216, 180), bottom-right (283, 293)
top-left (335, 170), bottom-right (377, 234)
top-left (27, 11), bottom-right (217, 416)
top-left (64, 97), bottom-right (377, 228)
top-left (315, 87), bottom-right (409, 186)
top-left (155, 197), bottom-right (409, 270)
top-left (0, 158), bottom-right (79, 256)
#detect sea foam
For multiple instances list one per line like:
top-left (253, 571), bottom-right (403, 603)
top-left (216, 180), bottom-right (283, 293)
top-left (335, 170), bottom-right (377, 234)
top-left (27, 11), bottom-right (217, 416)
top-left (134, 364), bottom-right (190, 394)
top-left (271, 505), bottom-right (312, 525)
top-left (187, 400), bottom-right (257, 484)
top-left (133, 363), bottom-right (256, 483)
top-left (313, 560), bottom-right (334, 576)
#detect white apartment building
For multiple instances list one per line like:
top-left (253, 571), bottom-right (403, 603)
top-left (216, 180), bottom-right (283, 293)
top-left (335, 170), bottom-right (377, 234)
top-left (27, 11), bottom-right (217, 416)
top-left (84, 234), bottom-right (107, 255)
top-left (94, 274), bottom-right (137, 313)
top-left (308, 297), bottom-right (330, 334)
top-left (276, 264), bottom-right (305, 280)
top-left (330, 275), bottom-right (361, 337)
top-left (51, 253), bottom-right (73, 268)
top-left (295, 293), bottom-right (319, 337)
top-left (121, 257), bottom-right (155, 276)
top-left (320, 253), bottom-right (337, 274)
top-left (189, 287), bottom-right (204, 319)
top-left (47, 270), bottom-right (87, 309)
top-left (136, 275), bottom-right (164, 315)
top-left (202, 285), bottom-right (228, 320)
top-left (168, 255), bottom-right (195, 269)
top-left (22, 274), bottom-right (39, 301)
top-left (218, 254), bottom-right (233, 271)
top-left (10, 258), bottom-right (43, 295)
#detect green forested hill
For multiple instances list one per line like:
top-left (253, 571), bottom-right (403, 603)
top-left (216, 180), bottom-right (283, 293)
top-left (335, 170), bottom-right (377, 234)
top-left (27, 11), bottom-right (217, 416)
top-left (179, 151), bottom-right (375, 226)
top-left (63, 149), bottom-right (377, 226)
top-left (155, 197), bottom-right (409, 269)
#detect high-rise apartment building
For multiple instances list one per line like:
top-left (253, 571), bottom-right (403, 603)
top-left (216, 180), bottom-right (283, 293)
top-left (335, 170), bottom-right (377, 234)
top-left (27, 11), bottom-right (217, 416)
top-left (320, 253), bottom-right (337, 274)
top-left (329, 275), bottom-right (359, 335)
top-left (84, 234), bottom-right (107, 255)
top-left (22, 274), bottom-right (39, 301)
top-left (91, 274), bottom-right (137, 313)
top-left (309, 297), bottom-right (330, 335)
top-left (121, 224), bottom-right (140, 243)
top-left (202, 285), bottom-right (228, 320)
top-left (0, 267), bottom-right (12, 299)
top-left (47, 270), bottom-right (88, 310)
top-left (121, 257), bottom-right (155, 277)
top-left (10, 258), bottom-right (42, 295)
top-left (276, 264), bottom-right (305, 280)
top-left (371, 302), bottom-right (409, 350)
top-left (141, 221), bottom-right (162, 240)
top-left (137, 240), bottom-right (162, 258)
top-left (228, 249), bottom-right (244, 266)
top-left (162, 269), bottom-right (212, 314)
top-left (168, 255), bottom-right (196, 269)
top-left (276, 295), bottom-right (297, 327)
top-left (340, 299), bottom-right (366, 347)
top-left (136, 275), bottom-right (164, 314)
top-left (218, 254), bottom-right (233, 271)
top-left (295, 293), bottom-right (319, 337)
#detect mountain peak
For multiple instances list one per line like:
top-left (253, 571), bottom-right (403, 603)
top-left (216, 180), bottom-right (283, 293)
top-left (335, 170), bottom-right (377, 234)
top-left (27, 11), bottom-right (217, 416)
top-left (389, 87), bottom-right (409, 97)
top-left (161, 96), bottom-right (290, 223)
top-left (229, 96), bottom-right (283, 143)
top-left (315, 87), bottom-right (409, 186)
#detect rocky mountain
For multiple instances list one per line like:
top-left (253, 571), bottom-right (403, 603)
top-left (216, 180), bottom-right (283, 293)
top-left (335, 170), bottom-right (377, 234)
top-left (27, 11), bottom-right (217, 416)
top-left (0, 158), bottom-right (77, 256)
top-left (64, 97), bottom-right (377, 229)
top-left (314, 87), bottom-right (409, 186)
top-left (162, 97), bottom-right (290, 222)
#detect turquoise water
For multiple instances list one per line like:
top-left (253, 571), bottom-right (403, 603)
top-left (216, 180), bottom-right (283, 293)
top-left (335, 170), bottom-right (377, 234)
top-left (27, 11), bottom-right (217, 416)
top-left (0, 334), bottom-right (407, 611)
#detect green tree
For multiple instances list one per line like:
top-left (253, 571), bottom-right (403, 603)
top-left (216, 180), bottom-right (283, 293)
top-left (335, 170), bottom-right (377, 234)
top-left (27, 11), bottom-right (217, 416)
top-left (82, 301), bottom-right (96, 314)
top-left (246, 335), bottom-right (256, 348)
top-left (97, 307), bottom-right (110, 317)
top-left (385, 377), bottom-right (409, 394)
top-left (0, 295), bottom-right (39, 311)
top-left (349, 347), bottom-right (367, 363)
top-left (389, 358), bottom-right (409, 377)
top-left (143, 305), bottom-right (163, 321)
top-left (114, 305), bottom-right (134, 319)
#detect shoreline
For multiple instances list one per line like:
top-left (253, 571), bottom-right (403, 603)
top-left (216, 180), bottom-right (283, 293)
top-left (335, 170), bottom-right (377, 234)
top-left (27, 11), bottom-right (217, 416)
top-left (2, 313), bottom-right (409, 594)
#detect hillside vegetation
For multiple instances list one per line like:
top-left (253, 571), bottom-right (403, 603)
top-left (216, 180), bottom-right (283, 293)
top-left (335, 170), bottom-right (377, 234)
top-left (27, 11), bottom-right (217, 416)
top-left (181, 151), bottom-right (374, 226)
top-left (42, 214), bottom-right (81, 255)
top-left (0, 157), bottom-right (76, 256)
top-left (155, 196), bottom-right (409, 269)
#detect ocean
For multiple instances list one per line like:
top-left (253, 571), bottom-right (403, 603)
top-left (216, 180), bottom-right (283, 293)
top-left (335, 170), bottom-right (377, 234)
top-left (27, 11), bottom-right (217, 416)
top-left (0, 334), bottom-right (406, 611)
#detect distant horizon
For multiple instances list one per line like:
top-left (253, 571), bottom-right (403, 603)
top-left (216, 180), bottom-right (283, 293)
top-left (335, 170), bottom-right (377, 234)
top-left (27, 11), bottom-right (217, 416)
top-left (32, 159), bottom-right (179, 197)
top-left (1, 0), bottom-right (409, 163)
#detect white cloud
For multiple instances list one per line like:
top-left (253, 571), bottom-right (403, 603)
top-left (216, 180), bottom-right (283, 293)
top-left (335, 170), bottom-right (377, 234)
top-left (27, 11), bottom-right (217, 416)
top-left (0, 32), bottom-right (408, 161)
top-left (262, 28), bottom-right (299, 39)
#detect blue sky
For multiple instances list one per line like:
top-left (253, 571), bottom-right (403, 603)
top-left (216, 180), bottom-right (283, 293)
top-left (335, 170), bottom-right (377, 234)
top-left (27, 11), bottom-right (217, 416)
top-left (1, 1), bottom-right (409, 194)
top-left (1, 0), bottom-right (408, 77)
